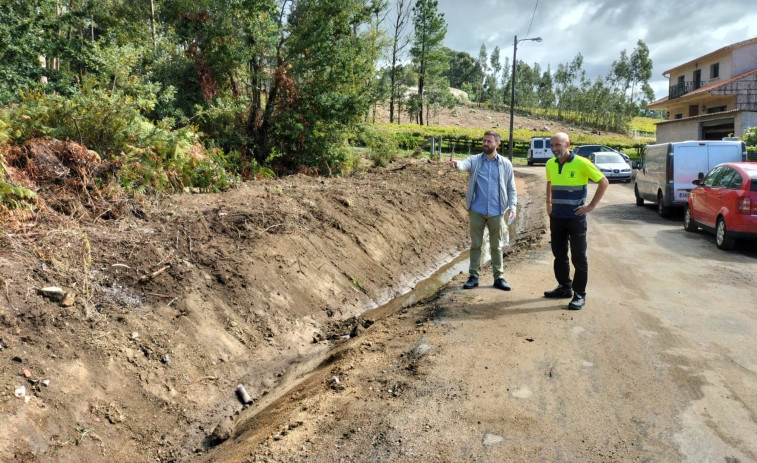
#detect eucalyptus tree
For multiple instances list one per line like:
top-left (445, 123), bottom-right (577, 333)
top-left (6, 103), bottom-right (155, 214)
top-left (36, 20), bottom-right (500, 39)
top-left (537, 65), bottom-right (554, 110)
top-left (475, 43), bottom-right (487, 106)
top-left (410, 0), bottom-right (447, 125)
top-left (553, 53), bottom-right (584, 120)
top-left (610, 39), bottom-right (654, 117)
top-left (488, 45), bottom-right (501, 105)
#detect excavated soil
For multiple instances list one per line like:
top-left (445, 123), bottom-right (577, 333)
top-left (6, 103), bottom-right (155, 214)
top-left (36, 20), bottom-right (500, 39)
top-left (1, 108), bottom-right (550, 462)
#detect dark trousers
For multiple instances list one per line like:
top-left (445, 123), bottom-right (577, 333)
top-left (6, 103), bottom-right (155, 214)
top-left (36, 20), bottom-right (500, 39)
top-left (549, 216), bottom-right (588, 296)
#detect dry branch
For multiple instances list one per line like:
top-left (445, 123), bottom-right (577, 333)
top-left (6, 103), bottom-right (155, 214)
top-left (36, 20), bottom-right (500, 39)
top-left (139, 265), bottom-right (170, 283)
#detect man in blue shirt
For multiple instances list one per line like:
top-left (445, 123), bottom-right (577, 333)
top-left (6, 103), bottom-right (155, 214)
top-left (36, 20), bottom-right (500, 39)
top-left (449, 130), bottom-right (517, 291)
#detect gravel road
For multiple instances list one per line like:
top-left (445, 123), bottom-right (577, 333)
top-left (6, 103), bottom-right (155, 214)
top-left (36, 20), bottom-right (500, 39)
top-left (206, 166), bottom-right (757, 462)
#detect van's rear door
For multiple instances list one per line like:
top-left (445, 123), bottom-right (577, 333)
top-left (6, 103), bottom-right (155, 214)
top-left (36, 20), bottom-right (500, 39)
top-left (708, 143), bottom-right (742, 167)
top-left (673, 144), bottom-right (708, 204)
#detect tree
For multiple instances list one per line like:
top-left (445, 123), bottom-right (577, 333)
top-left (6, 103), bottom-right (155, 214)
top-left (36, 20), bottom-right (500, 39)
top-left (554, 53), bottom-right (584, 120)
top-left (0, 0), bottom-right (53, 103)
top-left (500, 56), bottom-right (510, 105)
top-left (410, 0), bottom-right (447, 125)
top-left (163, 0), bottom-right (386, 171)
top-left (610, 40), bottom-right (654, 116)
top-left (476, 43), bottom-right (487, 106)
top-left (443, 48), bottom-right (483, 93)
top-left (388, 0), bottom-right (412, 123)
top-left (513, 61), bottom-right (539, 110)
top-left (537, 65), bottom-right (555, 109)
top-left (270, 0), bottom-right (386, 168)
top-left (629, 40), bottom-right (655, 108)
top-left (489, 45), bottom-right (501, 105)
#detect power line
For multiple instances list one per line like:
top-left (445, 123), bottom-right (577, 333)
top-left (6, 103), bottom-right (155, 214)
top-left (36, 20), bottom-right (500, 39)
top-left (525, 0), bottom-right (539, 39)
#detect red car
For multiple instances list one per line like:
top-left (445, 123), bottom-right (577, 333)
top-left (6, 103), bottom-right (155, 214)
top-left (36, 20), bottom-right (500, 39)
top-left (684, 162), bottom-right (757, 250)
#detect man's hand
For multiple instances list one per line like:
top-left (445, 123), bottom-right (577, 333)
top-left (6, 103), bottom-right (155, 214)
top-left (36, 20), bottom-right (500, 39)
top-left (507, 209), bottom-right (516, 224)
top-left (574, 204), bottom-right (595, 216)
top-left (448, 159), bottom-right (458, 168)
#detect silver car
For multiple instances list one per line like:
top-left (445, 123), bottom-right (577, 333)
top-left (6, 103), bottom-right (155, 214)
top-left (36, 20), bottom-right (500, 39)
top-left (588, 152), bottom-right (632, 182)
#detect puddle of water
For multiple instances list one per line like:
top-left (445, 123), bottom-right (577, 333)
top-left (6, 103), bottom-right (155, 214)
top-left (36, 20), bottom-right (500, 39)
top-left (362, 208), bottom-right (522, 321)
top-left (362, 249), bottom-right (472, 320)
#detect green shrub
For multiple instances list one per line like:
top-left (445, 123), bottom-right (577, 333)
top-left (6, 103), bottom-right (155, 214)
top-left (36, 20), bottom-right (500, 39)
top-left (5, 83), bottom-right (238, 194)
top-left (0, 120), bottom-right (37, 212)
top-left (355, 124), bottom-right (399, 167)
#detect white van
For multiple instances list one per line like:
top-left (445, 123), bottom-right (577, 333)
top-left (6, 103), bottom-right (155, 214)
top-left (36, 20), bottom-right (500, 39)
top-left (528, 137), bottom-right (552, 165)
top-left (633, 140), bottom-right (747, 217)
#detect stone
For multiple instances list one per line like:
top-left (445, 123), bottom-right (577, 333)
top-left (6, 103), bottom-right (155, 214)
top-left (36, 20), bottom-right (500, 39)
top-left (39, 287), bottom-right (65, 302)
top-left (210, 416), bottom-right (235, 444)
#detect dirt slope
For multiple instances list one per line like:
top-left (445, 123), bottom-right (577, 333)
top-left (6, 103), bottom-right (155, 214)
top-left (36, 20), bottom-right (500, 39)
top-left (0, 134), bottom-right (548, 462)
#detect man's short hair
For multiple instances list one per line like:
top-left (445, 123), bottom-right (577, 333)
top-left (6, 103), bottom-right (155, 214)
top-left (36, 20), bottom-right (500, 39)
top-left (484, 130), bottom-right (501, 143)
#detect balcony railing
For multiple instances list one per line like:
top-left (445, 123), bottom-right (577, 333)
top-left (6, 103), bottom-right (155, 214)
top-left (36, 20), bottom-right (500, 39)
top-left (669, 80), bottom-right (707, 100)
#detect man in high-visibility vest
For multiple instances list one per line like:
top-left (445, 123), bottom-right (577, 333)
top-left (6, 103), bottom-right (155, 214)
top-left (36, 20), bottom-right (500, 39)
top-left (544, 132), bottom-right (609, 310)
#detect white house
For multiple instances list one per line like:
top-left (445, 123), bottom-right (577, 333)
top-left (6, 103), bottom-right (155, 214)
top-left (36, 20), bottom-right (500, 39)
top-left (647, 37), bottom-right (757, 142)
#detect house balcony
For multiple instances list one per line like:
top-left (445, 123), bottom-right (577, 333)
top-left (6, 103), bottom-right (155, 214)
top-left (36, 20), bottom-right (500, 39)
top-left (669, 81), bottom-right (707, 100)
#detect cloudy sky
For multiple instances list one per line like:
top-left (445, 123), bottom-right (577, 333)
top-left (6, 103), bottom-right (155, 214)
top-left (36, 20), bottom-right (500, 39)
top-left (433, 0), bottom-right (757, 100)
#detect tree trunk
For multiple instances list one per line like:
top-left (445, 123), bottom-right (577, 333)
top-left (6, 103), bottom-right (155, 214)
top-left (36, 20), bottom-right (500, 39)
top-left (150, 0), bottom-right (156, 50)
top-left (38, 55), bottom-right (48, 84)
top-left (418, 75), bottom-right (424, 126)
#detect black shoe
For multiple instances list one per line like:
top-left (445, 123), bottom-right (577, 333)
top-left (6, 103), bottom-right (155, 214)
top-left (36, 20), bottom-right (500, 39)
top-left (493, 278), bottom-right (511, 291)
top-left (463, 276), bottom-right (478, 289)
top-left (567, 294), bottom-right (585, 310)
top-left (544, 285), bottom-right (573, 298)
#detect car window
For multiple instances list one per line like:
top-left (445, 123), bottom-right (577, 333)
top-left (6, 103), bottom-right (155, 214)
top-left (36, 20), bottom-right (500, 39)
top-left (545, 139), bottom-right (551, 148)
top-left (595, 153), bottom-right (624, 164)
top-left (703, 166), bottom-right (722, 187)
top-left (533, 139), bottom-right (543, 149)
top-left (713, 167), bottom-right (738, 188)
top-left (750, 177), bottom-right (757, 192)
top-left (727, 171), bottom-right (744, 189)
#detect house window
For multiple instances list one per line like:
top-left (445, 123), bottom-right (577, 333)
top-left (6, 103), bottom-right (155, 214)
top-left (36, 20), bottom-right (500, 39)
top-left (710, 62), bottom-right (720, 79)
top-left (707, 105), bottom-right (727, 114)
top-left (675, 113), bottom-right (683, 119)
top-left (693, 69), bottom-right (702, 89)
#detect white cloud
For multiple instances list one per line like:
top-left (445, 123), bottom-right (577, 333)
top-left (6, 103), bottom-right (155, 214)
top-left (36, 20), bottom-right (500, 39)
top-left (430, 0), bottom-right (757, 101)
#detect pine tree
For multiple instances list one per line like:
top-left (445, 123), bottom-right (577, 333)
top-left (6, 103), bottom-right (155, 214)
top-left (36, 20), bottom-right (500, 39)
top-left (410, 0), bottom-right (447, 125)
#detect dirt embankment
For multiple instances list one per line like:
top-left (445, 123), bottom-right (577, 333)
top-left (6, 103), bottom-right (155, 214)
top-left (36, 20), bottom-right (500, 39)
top-left (0, 136), bottom-right (548, 462)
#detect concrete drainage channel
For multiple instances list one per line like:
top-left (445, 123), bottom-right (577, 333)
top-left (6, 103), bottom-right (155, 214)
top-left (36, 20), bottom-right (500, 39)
top-left (200, 176), bottom-right (547, 457)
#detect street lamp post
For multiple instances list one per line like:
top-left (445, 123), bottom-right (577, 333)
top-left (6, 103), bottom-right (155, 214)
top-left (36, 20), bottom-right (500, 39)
top-left (508, 35), bottom-right (542, 161)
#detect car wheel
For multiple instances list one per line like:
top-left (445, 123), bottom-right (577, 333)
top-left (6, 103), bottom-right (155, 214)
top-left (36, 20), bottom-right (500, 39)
top-left (716, 217), bottom-right (736, 250)
top-left (635, 185), bottom-right (643, 206)
top-left (657, 191), bottom-right (670, 218)
top-left (527, 160), bottom-right (533, 166)
top-left (683, 205), bottom-right (698, 232)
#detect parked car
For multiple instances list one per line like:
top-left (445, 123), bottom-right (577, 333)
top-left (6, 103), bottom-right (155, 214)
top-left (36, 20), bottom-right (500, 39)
top-left (588, 152), bottom-right (632, 182)
top-left (574, 144), bottom-right (630, 163)
top-left (684, 162), bottom-right (757, 250)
